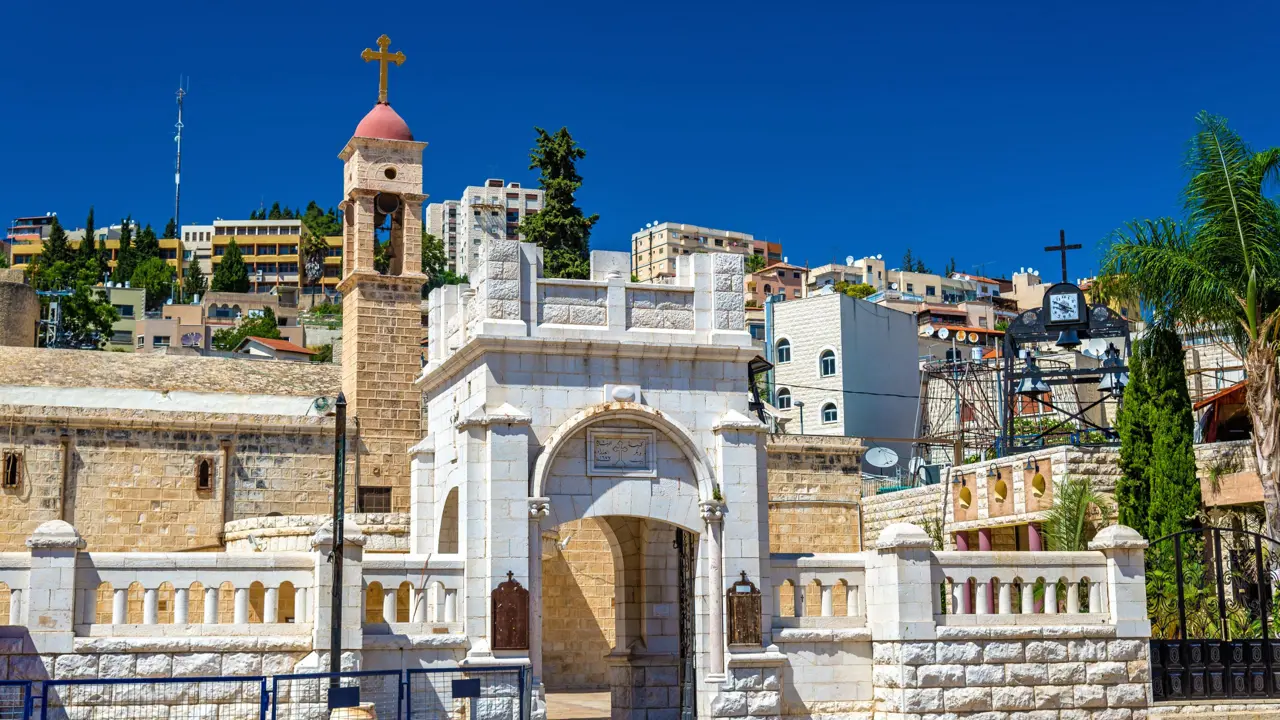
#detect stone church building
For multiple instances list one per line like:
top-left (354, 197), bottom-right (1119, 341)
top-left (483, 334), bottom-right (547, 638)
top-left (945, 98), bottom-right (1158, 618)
top-left (0, 42), bottom-right (1164, 720)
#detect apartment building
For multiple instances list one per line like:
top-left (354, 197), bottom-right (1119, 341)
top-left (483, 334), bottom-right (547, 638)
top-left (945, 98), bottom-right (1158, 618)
top-left (209, 219), bottom-right (342, 296)
top-left (133, 289), bottom-right (306, 353)
top-left (769, 292), bottom-right (920, 440)
top-left (631, 222), bottom-right (781, 283)
top-left (11, 222), bottom-right (185, 282)
top-left (426, 179), bottom-right (543, 274)
top-left (6, 214), bottom-right (59, 263)
top-left (181, 224), bottom-right (215, 276)
top-left (807, 255), bottom-right (889, 294)
top-left (746, 262), bottom-right (808, 306)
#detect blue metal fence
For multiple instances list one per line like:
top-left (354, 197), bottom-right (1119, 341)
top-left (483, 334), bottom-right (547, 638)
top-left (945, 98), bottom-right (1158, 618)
top-left (271, 670), bottom-right (403, 720)
top-left (40, 675), bottom-right (268, 720)
top-left (406, 666), bottom-right (527, 720)
top-left (0, 681), bottom-right (31, 720)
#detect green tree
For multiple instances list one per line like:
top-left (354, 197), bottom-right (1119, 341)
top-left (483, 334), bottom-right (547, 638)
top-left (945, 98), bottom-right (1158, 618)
top-left (112, 218), bottom-right (136, 284)
top-left (421, 230), bottom-right (467, 295)
top-left (834, 280), bottom-right (876, 298)
top-left (29, 217), bottom-right (75, 290)
top-left (131, 257), bottom-right (176, 312)
top-left (944, 257), bottom-right (957, 276)
top-left (1096, 112), bottom-right (1280, 535)
top-left (902, 247), bottom-right (914, 272)
top-left (517, 127), bottom-right (598, 279)
top-left (74, 206), bottom-right (102, 280)
top-left (133, 223), bottom-right (159, 261)
top-left (182, 260), bottom-right (207, 301)
top-left (268, 202), bottom-right (282, 220)
top-left (914, 258), bottom-right (929, 273)
top-left (744, 254), bottom-right (767, 273)
top-left (59, 279), bottom-right (120, 349)
top-left (163, 217), bottom-right (177, 239)
top-left (39, 215), bottom-right (74, 267)
top-left (310, 344), bottom-right (333, 363)
top-left (0, 253), bottom-right (8, 269)
top-left (211, 239), bottom-right (251, 293)
top-left (211, 307), bottom-right (283, 350)
top-left (1043, 476), bottom-right (1114, 551)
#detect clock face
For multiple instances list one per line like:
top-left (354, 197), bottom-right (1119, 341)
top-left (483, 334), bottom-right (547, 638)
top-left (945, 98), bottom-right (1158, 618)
top-left (1049, 293), bottom-right (1080, 323)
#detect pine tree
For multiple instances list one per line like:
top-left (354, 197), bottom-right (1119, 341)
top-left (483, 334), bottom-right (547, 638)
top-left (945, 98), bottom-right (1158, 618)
top-left (914, 258), bottom-right (929, 273)
top-left (268, 202), bottom-right (282, 220)
top-left (112, 217), bottom-right (137, 283)
top-left (902, 247), bottom-right (914, 272)
top-left (133, 223), bottom-right (159, 261)
top-left (517, 127), bottom-right (598, 279)
top-left (181, 260), bottom-right (207, 301)
top-left (944, 257), bottom-right (957, 277)
top-left (31, 216), bottom-right (75, 290)
top-left (163, 217), bottom-right (177, 239)
top-left (75, 206), bottom-right (102, 280)
top-left (41, 215), bottom-right (73, 266)
top-left (211, 239), bottom-right (251, 293)
top-left (1115, 327), bottom-right (1200, 540)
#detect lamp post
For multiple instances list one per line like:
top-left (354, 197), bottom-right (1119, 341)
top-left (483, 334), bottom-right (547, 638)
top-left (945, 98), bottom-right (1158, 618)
top-left (329, 393), bottom-right (347, 679)
top-left (795, 400), bottom-right (805, 435)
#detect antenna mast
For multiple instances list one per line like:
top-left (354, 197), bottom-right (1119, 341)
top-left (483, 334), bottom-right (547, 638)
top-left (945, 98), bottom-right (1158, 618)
top-left (174, 78), bottom-right (187, 233)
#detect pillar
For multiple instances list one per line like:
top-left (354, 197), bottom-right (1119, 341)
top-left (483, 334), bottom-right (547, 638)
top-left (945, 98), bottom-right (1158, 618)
top-left (1028, 523), bottom-right (1043, 552)
top-left (265, 587), bottom-right (279, 624)
top-left (203, 587), bottom-right (219, 624)
top-left (297, 587), bottom-right (309, 623)
top-left (233, 588), bottom-right (249, 624)
top-left (701, 501), bottom-right (726, 678)
top-left (310, 519), bottom-right (367, 667)
top-left (410, 588), bottom-right (425, 623)
top-left (174, 588), bottom-right (188, 624)
top-left (1021, 581), bottom-right (1035, 614)
top-left (954, 531), bottom-right (969, 551)
top-left (1089, 524), bottom-right (1151, 638)
top-left (444, 589), bottom-right (457, 622)
top-left (528, 498), bottom-right (550, 687)
top-left (112, 590), bottom-right (127, 625)
top-left (997, 581), bottom-right (1012, 615)
top-left (143, 589), bottom-right (158, 625)
top-left (25, 520), bottom-right (83, 653)
top-left (382, 587), bottom-right (397, 623)
top-left (846, 585), bottom-right (859, 617)
top-left (978, 528), bottom-right (993, 551)
top-left (866, 523), bottom-right (939, 717)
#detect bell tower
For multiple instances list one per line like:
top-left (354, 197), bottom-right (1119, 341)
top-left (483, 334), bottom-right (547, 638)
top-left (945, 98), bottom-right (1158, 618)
top-left (337, 34), bottom-right (427, 512)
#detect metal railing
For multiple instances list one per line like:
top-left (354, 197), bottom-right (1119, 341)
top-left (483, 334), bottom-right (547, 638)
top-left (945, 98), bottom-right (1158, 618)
top-left (272, 670), bottom-right (403, 720)
top-left (40, 675), bottom-right (268, 720)
top-left (406, 666), bottom-right (527, 720)
top-left (0, 682), bottom-right (31, 720)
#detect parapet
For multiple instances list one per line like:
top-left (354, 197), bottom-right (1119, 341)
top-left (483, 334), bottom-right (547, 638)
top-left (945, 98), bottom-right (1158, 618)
top-left (425, 242), bottom-right (751, 369)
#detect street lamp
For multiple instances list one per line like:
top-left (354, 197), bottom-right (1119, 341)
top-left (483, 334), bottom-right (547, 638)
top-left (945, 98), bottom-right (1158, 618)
top-left (794, 400), bottom-right (805, 435)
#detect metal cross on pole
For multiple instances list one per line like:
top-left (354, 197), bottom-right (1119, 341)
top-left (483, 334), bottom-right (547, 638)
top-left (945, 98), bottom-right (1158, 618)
top-left (1044, 229), bottom-right (1082, 284)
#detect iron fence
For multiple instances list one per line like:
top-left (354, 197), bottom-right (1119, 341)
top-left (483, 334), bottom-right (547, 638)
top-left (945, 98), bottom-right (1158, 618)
top-left (271, 670), bottom-right (403, 720)
top-left (0, 681), bottom-right (31, 720)
top-left (40, 675), bottom-right (267, 720)
top-left (406, 666), bottom-right (527, 720)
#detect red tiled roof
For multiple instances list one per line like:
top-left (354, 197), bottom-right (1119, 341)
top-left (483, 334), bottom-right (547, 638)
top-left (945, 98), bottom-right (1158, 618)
top-left (239, 336), bottom-right (315, 355)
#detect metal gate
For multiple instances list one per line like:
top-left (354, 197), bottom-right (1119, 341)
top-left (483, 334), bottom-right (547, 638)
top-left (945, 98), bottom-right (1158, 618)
top-left (675, 527), bottom-right (697, 720)
top-left (1148, 526), bottom-right (1280, 700)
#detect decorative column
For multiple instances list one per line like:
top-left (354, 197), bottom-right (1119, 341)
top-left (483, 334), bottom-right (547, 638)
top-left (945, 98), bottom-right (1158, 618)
top-left (701, 500), bottom-right (726, 680)
top-left (866, 523), bottom-right (939, 717)
top-left (203, 586), bottom-right (219, 624)
top-left (978, 528), bottom-right (993, 551)
top-left (1028, 523), bottom-right (1043, 552)
top-left (528, 498), bottom-right (550, 689)
top-left (954, 531), bottom-right (969, 551)
top-left (143, 589), bottom-right (158, 625)
top-left (311, 519), bottom-right (367, 669)
top-left (174, 587), bottom-right (189, 624)
top-left (25, 520), bottom-right (84, 653)
top-left (1089, 525), bottom-right (1150, 638)
top-left (265, 587), bottom-right (279, 624)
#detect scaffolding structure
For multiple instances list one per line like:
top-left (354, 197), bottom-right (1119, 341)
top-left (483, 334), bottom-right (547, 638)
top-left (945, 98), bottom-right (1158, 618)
top-left (919, 359), bottom-right (1004, 464)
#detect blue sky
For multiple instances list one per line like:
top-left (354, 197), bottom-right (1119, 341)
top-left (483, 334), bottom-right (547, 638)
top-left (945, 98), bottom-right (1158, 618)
top-left (4, 0), bottom-right (1279, 279)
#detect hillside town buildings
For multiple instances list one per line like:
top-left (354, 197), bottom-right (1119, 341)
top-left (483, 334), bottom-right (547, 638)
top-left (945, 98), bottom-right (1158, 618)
top-left (426, 179), bottom-right (543, 274)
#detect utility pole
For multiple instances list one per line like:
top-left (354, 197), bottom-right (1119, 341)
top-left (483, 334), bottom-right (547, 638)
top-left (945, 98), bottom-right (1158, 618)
top-left (174, 79), bottom-right (187, 233)
top-left (329, 393), bottom-right (347, 680)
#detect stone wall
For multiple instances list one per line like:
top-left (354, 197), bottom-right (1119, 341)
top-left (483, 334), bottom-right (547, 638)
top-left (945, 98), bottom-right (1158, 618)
top-left (860, 484), bottom-right (944, 549)
top-left (0, 271), bottom-right (38, 348)
top-left (541, 518), bottom-right (615, 691)
top-left (766, 434), bottom-right (864, 553)
top-left (0, 406), bottom-right (335, 551)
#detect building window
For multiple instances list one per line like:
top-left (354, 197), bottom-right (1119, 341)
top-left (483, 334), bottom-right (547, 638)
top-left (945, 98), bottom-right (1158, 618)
top-left (979, 318), bottom-right (988, 328)
top-left (196, 458), bottom-right (214, 491)
top-left (793, 289), bottom-right (801, 298)
top-left (926, 286), bottom-right (936, 297)
top-left (112, 304), bottom-right (134, 318)
top-left (136, 335), bottom-right (145, 348)
top-left (2, 452), bottom-right (20, 488)
top-left (906, 283), bottom-right (914, 292)
top-left (775, 339), bottom-right (791, 364)
top-left (764, 284), bottom-right (772, 295)
top-left (153, 336), bottom-right (171, 348)
top-left (776, 388), bottom-right (792, 409)
top-left (110, 331), bottom-right (132, 345)
top-left (793, 272), bottom-right (801, 279)
top-left (821, 403), bottom-right (838, 424)
top-left (358, 487), bottom-right (393, 513)
top-left (819, 350), bottom-right (837, 377)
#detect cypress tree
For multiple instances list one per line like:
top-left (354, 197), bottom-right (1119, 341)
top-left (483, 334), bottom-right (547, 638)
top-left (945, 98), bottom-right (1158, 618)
top-left (112, 217), bottom-right (136, 284)
top-left (182, 261), bottom-right (207, 301)
top-left (74, 206), bottom-right (101, 279)
top-left (211, 239), bottom-right (251, 293)
top-left (1115, 327), bottom-right (1200, 540)
top-left (134, 223), bottom-right (159, 261)
top-left (41, 215), bottom-right (73, 266)
top-left (517, 127), bottom-right (598, 279)
top-left (268, 202), bottom-right (282, 220)
top-left (163, 217), bottom-right (177, 239)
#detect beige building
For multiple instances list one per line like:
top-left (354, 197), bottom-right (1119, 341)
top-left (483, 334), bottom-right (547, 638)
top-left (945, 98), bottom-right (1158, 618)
top-left (133, 290), bottom-right (306, 353)
top-left (210, 219), bottom-right (343, 296)
top-left (426, 178), bottom-right (543, 274)
top-left (100, 285), bottom-right (146, 350)
top-left (181, 223), bottom-right (215, 276)
top-left (630, 221), bottom-right (781, 283)
top-left (807, 255), bottom-right (888, 294)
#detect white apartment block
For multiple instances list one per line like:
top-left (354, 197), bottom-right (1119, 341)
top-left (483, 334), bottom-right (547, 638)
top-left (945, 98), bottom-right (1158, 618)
top-left (426, 179), bottom-right (542, 274)
top-left (181, 224), bottom-right (215, 276)
top-left (807, 255), bottom-right (889, 294)
top-left (769, 292), bottom-right (920, 440)
top-left (631, 222), bottom-right (781, 283)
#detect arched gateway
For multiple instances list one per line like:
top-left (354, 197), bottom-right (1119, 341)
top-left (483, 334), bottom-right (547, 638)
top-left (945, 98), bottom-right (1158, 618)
top-left (413, 242), bottom-right (767, 719)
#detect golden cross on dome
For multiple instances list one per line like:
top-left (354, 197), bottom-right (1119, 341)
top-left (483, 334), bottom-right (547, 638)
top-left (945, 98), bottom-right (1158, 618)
top-left (361, 34), bottom-right (406, 104)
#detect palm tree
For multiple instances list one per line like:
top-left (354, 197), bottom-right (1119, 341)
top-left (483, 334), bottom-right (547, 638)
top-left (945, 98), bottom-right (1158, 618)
top-left (1043, 475), bottom-right (1114, 551)
top-left (1097, 112), bottom-right (1280, 536)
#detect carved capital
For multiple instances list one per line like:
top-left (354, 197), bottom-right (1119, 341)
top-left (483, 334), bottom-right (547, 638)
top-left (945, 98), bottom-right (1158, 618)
top-left (700, 500), bottom-right (726, 524)
top-left (528, 497), bottom-right (551, 522)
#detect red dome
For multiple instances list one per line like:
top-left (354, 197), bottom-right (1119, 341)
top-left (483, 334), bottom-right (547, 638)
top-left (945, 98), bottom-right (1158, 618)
top-left (354, 103), bottom-right (414, 141)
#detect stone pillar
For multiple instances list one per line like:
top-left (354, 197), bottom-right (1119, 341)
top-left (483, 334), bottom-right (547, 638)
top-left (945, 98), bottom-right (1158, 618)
top-left (174, 588), bottom-right (189, 624)
top-left (297, 586), bottom-right (309, 623)
top-left (25, 520), bottom-right (83, 653)
top-left (382, 587), bottom-right (397, 623)
top-left (265, 587), bottom-right (279, 623)
top-left (977, 527), bottom-right (992, 550)
top-left (233, 588), bottom-right (249, 624)
top-left (701, 500), bottom-right (726, 679)
top-left (311, 519), bottom-right (367, 669)
top-left (408, 436), bottom-right (436, 554)
top-left (528, 498), bottom-right (550, 690)
top-left (1089, 524), bottom-right (1151, 638)
top-left (203, 587), bottom-right (219, 624)
top-left (865, 523), bottom-right (938, 717)
top-left (112, 589), bottom-right (126, 625)
top-left (954, 531), bottom-right (969, 551)
top-left (143, 589), bottom-right (158, 625)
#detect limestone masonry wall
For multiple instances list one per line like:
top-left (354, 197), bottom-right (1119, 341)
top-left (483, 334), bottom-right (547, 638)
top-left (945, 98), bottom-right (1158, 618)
top-left (766, 435), bottom-right (864, 554)
top-left (860, 484), bottom-right (944, 548)
top-left (540, 518), bottom-right (615, 691)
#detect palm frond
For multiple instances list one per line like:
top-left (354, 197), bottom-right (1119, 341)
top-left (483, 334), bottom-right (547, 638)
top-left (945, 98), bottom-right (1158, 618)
top-left (1043, 475), bottom-right (1114, 552)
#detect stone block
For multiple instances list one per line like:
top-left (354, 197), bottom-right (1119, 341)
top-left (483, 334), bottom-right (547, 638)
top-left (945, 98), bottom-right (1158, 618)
top-left (901, 642), bottom-right (936, 665)
top-left (1104, 683), bottom-right (1147, 708)
top-left (649, 666), bottom-right (678, 687)
top-left (984, 642), bottom-right (1025, 663)
top-left (710, 691), bottom-right (746, 718)
top-left (98, 654), bottom-right (136, 679)
top-left (53, 654), bottom-right (98, 680)
top-left (943, 687), bottom-right (991, 712)
top-left (747, 690), bottom-right (781, 716)
top-left (1088, 711), bottom-right (1132, 720)
top-left (992, 686), bottom-right (1035, 711)
top-left (1068, 639), bottom-right (1106, 661)
top-left (761, 669), bottom-right (779, 691)
top-left (1007, 713), bottom-right (1060, 720)
top-left (916, 664), bottom-right (965, 688)
top-left (1034, 685), bottom-right (1070, 710)
top-left (1073, 684), bottom-right (1106, 708)
top-left (8, 654), bottom-right (53, 681)
top-left (964, 664), bottom-right (1006, 687)
top-left (1086, 662), bottom-right (1128, 685)
top-left (1107, 640), bottom-right (1145, 662)
top-left (1025, 641), bottom-right (1068, 662)
top-left (1006, 663), bottom-right (1047, 684)
top-left (221, 653), bottom-right (263, 677)
top-left (1126, 660), bottom-right (1149, 683)
top-left (173, 653), bottom-right (221, 677)
top-left (873, 664), bottom-right (915, 689)
top-left (937, 642), bottom-right (983, 664)
top-left (135, 654), bottom-right (173, 678)
top-left (901, 688), bottom-right (944, 712)
top-left (1048, 662), bottom-right (1085, 684)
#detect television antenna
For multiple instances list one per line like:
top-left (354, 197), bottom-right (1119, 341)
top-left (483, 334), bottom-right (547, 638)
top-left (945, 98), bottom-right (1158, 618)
top-left (174, 76), bottom-right (189, 232)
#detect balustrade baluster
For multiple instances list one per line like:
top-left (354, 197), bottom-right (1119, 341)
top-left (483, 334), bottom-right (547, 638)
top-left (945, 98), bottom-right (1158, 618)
top-left (411, 588), bottom-right (425, 623)
top-left (1021, 581), bottom-right (1035, 615)
top-left (143, 588), bottom-right (158, 625)
top-left (1088, 580), bottom-right (1101, 614)
top-left (976, 580), bottom-right (991, 615)
top-left (1045, 581), bottom-right (1059, 615)
top-left (1066, 581), bottom-right (1081, 614)
top-left (443, 589), bottom-right (457, 622)
top-left (952, 580), bottom-right (966, 615)
top-left (112, 589), bottom-right (127, 625)
top-left (383, 587), bottom-right (398, 623)
top-left (847, 585), bottom-right (859, 617)
top-left (203, 587), bottom-right (219, 624)
top-left (174, 588), bottom-right (188, 624)
top-left (820, 585), bottom-right (833, 617)
top-left (233, 587), bottom-right (249, 624)
top-left (264, 587), bottom-right (279, 623)
top-left (297, 587), bottom-right (309, 623)
top-left (997, 580), bottom-right (1012, 614)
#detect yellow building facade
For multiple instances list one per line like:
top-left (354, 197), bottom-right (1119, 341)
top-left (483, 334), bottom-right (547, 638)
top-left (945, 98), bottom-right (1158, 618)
top-left (210, 219), bottom-right (342, 295)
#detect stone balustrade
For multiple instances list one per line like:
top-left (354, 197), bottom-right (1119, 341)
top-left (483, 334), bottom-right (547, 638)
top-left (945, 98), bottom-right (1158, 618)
top-left (933, 550), bottom-right (1109, 622)
top-left (360, 555), bottom-right (463, 626)
top-left (769, 553), bottom-right (866, 624)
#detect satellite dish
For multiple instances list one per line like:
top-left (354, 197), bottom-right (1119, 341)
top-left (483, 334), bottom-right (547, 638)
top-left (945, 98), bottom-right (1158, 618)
top-left (956, 331), bottom-right (968, 342)
top-left (876, 254), bottom-right (883, 259)
top-left (889, 282), bottom-right (899, 290)
top-left (908, 457), bottom-right (926, 474)
top-left (845, 255), bottom-right (854, 266)
top-left (937, 327), bottom-right (951, 340)
top-left (646, 222), bottom-right (653, 228)
top-left (865, 446), bottom-right (900, 469)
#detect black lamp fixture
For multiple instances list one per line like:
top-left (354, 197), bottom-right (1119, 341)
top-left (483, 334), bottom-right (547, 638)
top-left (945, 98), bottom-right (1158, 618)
top-left (1097, 343), bottom-right (1129, 397)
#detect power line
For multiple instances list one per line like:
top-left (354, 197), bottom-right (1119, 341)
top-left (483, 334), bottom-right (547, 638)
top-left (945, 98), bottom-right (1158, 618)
top-left (774, 382), bottom-right (920, 400)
